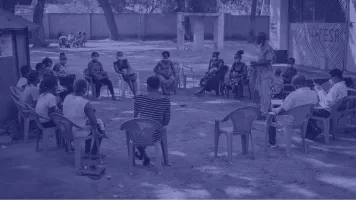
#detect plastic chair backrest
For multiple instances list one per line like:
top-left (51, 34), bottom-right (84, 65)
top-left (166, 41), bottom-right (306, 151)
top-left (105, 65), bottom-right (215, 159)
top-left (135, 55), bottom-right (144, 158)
top-left (11, 96), bottom-right (32, 118)
top-left (284, 104), bottom-right (314, 128)
top-left (120, 118), bottom-right (163, 146)
top-left (10, 86), bottom-right (21, 100)
top-left (50, 113), bottom-right (79, 141)
top-left (330, 96), bottom-right (356, 114)
top-left (24, 104), bottom-right (47, 130)
top-left (222, 106), bottom-right (261, 134)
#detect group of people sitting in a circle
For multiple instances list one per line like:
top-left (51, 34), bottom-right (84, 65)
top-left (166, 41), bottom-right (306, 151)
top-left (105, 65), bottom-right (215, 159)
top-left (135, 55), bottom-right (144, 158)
top-left (14, 50), bottom-right (178, 166)
top-left (58, 32), bottom-right (88, 48)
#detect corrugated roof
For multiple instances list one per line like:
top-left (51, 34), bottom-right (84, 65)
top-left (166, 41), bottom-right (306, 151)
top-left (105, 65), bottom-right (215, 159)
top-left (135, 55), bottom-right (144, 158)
top-left (0, 8), bottom-right (39, 30)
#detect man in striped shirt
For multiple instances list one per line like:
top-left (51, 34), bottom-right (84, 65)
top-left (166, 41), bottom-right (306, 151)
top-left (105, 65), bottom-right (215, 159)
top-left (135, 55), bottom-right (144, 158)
top-left (133, 76), bottom-right (171, 166)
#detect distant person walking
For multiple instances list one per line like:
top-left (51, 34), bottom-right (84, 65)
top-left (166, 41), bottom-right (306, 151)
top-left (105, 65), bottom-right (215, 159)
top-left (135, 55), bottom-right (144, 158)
top-left (250, 32), bottom-right (275, 120)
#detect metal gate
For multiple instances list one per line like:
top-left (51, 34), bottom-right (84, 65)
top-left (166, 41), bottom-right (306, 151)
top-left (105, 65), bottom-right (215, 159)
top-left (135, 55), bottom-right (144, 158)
top-left (288, 0), bottom-right (349, 71)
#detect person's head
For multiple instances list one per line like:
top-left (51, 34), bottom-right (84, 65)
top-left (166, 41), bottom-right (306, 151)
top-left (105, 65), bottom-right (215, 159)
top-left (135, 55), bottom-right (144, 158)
top-left (146, 76), bottom-right (160, 92)
top-left (74, 79), bottom-right (88, 96)
top-left (83, 32), bottom-right (87, 35)
top-left (39, 75), bottom-right (58, 94)
top-left (274, 68), bottom-right (282, 76)
top-left (116, 51), bottom-right (124, 60)
top-left (42, 57), bottom-right (53, 68)
top-left (234, 50), bottom-right (244, 62)
top-left (257, 32), bottom-right (267, 45)
top-left (78, 32), bottom-right (82, 35)
top-left (59, 53), bottom-right (67, 65)
top-left (35, 62), bottom-right (46, 72)
top-left (92, 52), bottom-right (99, 61)
top-left (291, 74), bottom-right (306, 89)
top-left (329, 68), bottom-right (343, 85)
top-left (287, 57), bottom-right (295, 67)
top-left (20, 65), bottom-right (31, 78)
top-left (162, 51), bottom-right (170, 60)
top-left (27, 70), bottom-right (40, 86)
top-left (212, 52), bottom-right (220, 60)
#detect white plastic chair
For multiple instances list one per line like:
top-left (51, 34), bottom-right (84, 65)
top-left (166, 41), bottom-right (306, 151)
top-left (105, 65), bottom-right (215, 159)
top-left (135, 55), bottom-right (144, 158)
top-left (118, 73), bottom-right (140, 98)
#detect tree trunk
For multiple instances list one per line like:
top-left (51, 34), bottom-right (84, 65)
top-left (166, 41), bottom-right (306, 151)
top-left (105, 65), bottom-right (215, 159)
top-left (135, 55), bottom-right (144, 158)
top-left (248, 0), bottom-right (258, 43)
top-left (32, 0), bottom-right (46, 47)
top-left (98, 0), bottom-right (120, 40)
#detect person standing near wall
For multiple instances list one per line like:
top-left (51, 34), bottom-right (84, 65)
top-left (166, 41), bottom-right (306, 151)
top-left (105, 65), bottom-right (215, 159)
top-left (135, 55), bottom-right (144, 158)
top-left (250, 32), bottom-right (275, 120)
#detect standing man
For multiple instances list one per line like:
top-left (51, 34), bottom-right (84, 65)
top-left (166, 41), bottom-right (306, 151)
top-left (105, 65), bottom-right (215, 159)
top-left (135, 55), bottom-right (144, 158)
top-left (251, 32), bottom-right (275, 120)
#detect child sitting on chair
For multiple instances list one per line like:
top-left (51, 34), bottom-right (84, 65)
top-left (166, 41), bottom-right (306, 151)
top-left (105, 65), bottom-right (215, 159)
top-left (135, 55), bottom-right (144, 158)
top-left (270, 68), bottom-right (284, 99)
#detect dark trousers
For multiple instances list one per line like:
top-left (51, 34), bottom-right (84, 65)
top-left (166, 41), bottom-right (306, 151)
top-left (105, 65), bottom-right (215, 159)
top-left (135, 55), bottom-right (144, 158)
top-left (85, 131), bottom-right (103, 155)
top-left (268, 118), bottom-right (278, 145)
top-left (306, 109), bottom-right (331, 139)
top-left (93, 78), bottom-right (114, 98)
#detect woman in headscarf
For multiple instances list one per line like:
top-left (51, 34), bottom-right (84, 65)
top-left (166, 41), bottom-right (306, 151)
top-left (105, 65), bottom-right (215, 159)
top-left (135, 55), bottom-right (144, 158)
top-left (153, 51), bottom-right (176, 95)
top-left (195, 52), bottom-right (225, 96)
top-left (226, 50), bottom-right (248, 99)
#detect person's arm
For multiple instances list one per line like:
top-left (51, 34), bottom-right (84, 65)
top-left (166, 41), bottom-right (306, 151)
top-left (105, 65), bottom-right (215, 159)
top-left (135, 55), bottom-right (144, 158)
top-left (113, 62), bottom-right (123, 74)
top-left (47, 94), bottom-right (59, 116)
top-left (208, 60), bottom-right (214, 70)
top-left (84, 102), bottom-right (98, 127)
top-left (317, 87), bottom-right (335, 108)
top-left (273, 93), bottom-right (294, 114)
top-left (154, 62), bottom-right (163, 76)
top-left (126, 59), bottom-right (134, 75)
top-left (162, 99), bottom-right (171, 126)
top-left (31, 87), bottom-right (40, 106)
top-left (253, 47), bottom-right (274, 67)
top-left (88, 62), bottom-right (99, 80)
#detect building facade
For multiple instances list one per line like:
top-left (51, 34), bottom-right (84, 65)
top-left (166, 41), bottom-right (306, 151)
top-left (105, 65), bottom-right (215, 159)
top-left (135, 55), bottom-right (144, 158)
top-left (270, 0), bottom-right (356, 73)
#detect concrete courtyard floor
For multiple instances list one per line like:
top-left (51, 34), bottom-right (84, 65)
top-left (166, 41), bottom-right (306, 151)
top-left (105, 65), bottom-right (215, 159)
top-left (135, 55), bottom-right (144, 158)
top-left (1, 40), bottom-right (356, 199)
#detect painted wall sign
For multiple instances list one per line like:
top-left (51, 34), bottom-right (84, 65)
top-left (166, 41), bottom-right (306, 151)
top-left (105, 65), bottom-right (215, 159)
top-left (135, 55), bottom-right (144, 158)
top-left (0, 35), bottom-right (13, 58)
top-left (289, 23), bottom-right (347, 70)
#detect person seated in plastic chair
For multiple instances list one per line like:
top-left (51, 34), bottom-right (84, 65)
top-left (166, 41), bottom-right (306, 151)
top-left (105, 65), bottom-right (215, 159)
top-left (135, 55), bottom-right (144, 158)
top-left (225, 50), bottom-right (247, 99)
top-left (267, 74), bottom-right (318, 149)
top-left (17, 65), bottom-right (31, 90)
top-left (270, 68), bottom-right (284, 99)
top-left (133, 76), bottom-right (171, 166)
top-left (20, 70), bottom-right (40, 108)
top-left (88, 52), bottom-right (117, 100)
top-left (53, 53), bottom-right (75, 93)
top-left (306, 69), bottom-right (348, 140)
top-left (154, 51), bottom-right (176, 95)
top-left (114, 51), bottom-right (138, 98)
top-left (63, 79), bottom-right (107, 160)
top-left (36, 75), bottom-right (62, 129)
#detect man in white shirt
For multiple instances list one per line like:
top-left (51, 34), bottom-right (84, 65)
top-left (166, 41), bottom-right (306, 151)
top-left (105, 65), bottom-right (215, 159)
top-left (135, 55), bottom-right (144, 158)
top-left (268, 74), bottom-right (318, 148)
top-left (306, 68), bottom-right (348, 139)
top-left (20, 70), bottom-right (40, 108)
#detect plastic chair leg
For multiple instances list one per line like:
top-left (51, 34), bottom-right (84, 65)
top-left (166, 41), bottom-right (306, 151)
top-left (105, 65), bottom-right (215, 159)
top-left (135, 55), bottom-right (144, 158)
top-left (250, 132), bottom-right (255, 159)
top-left (43, 129), bottom-right (49, 155)
top-left (154, 142), bottom-right (162, 174)
top-left (241, 134), bottom-right (249, 155)
top-left (74, 140), bottom-right (81, 169)
top-left (160, 129), bottom-right (169, 165)
top-left (24, 118), bottom-right (30, 142)
top-left (128, 142), bottom-right (135, 175)
top-left (324, 119), bottom-right (330, 144)
top-left (227, 133), bottom-right (233, 163)
top-left (283, 125), bottom-right (293, 155)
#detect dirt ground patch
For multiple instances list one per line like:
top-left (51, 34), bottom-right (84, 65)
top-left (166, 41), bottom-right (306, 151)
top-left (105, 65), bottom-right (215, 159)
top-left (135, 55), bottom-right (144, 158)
top-left (1, 40), bottom-right (356, 199)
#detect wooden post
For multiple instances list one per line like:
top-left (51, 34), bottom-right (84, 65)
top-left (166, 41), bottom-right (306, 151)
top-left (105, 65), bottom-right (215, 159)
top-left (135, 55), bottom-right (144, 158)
top-left (214, 13), bottom-right (224, 50)
top-left (177, 13), bottom-right (185, 50)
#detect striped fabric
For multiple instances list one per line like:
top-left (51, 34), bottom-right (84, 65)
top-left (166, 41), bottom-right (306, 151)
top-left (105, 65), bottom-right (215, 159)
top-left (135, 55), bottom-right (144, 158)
top-left (134, 94), bottom-right (170, 142)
